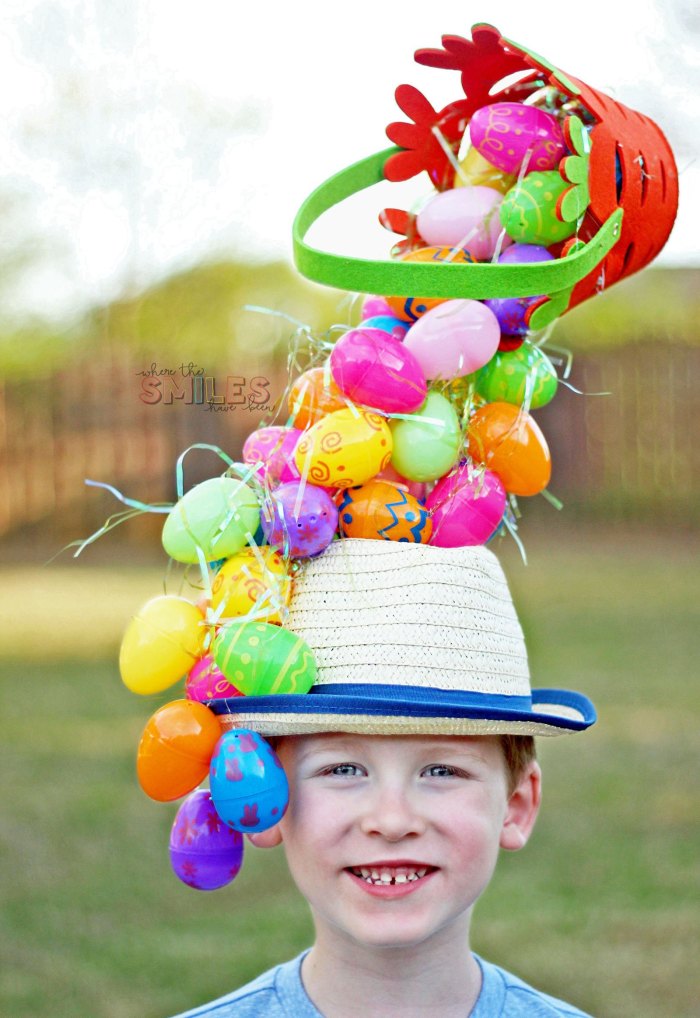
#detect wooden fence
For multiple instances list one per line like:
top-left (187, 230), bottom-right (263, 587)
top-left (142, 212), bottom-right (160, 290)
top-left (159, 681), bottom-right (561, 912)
top-left (0, 340), bottom-right (698, 543)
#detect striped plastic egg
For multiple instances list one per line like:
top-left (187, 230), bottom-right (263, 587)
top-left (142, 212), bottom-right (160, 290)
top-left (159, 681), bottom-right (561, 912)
top-left (337, 480), bottom-right (432, 543)
top-left (213, 621), bottom-right (317, 696)
top-left (209, 730), bottom-right (289, 833)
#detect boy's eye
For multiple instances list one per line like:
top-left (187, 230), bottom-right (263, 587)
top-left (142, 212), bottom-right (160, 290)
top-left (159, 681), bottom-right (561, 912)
top-left (422, 764), bottom-right (460, 778)
top-left (322, 763), bottom-right (364, 777)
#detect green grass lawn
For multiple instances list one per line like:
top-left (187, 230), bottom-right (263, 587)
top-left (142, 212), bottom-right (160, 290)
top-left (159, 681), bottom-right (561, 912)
top-left (1, 527), bottom-right (698, 1017)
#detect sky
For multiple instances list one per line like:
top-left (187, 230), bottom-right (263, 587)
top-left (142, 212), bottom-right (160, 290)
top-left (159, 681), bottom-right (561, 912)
top-left (0, 0), bottom-right (698, 322)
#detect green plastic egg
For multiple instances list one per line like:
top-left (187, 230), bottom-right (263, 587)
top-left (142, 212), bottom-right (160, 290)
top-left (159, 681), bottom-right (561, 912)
top-left (390, 391), bottom-right (461, 482)
top-left (213, 621), bottom-right (317, 696)
top-left (500, 171), bottom-right (576, 246)
top-left (476, 342), bottom-right (558, 409)
top-left (162, 477), bottom-right (261, 564)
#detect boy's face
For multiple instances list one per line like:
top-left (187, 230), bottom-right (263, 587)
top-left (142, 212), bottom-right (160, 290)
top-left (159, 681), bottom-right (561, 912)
top-left (250, 733), bottom-right (540, 952)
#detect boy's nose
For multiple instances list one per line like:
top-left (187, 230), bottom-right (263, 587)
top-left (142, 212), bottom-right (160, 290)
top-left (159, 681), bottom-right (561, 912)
top-left (359, 786), bottom-right (428, 841)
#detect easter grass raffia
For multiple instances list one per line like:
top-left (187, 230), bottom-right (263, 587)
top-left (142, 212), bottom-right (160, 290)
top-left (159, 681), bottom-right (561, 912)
top-left (0, 525), bottom-right (699, 1018)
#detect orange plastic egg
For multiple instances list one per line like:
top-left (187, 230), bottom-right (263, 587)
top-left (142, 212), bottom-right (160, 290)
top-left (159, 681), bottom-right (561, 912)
top-left (467, 402), bottom-right (551, 496)
top-left (386, 247), bottom-right (476, 323)
top-left (137, 699), bottom-right (222, 802)
top-left (288, 366), bottom-right (347, 430)
top-left (337, 480), bottom-right (432, 543)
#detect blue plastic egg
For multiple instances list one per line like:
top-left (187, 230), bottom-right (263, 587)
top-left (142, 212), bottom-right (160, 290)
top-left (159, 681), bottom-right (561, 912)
top-left (360, 315), bottom-right (409, 341)
top-left (209, 729), bottom-right (289, 833)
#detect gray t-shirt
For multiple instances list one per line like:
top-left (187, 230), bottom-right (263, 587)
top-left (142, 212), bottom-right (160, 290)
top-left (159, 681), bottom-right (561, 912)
top-left (171, 951), bottom-right (592, 1017)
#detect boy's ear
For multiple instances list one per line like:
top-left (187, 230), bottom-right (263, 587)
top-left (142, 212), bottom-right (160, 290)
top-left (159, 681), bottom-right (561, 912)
top-left (247, 825), bottom-right (283, 849)
top-left (499, 761), bottom-right (542, 852)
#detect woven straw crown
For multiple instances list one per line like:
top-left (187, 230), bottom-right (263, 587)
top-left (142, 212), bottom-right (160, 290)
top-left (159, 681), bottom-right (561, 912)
top-left (211, 541), bottom-right (596, 737)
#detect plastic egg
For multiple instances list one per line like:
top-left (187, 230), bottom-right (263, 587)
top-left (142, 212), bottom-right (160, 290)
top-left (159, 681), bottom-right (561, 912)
top-left (186, 655), bottom-right (242, 702)
top-left (475, 341), bottom-right (558, 409)
top-left (500, 171), bottom-right (575, 246)
top-left (426, 464), bottom-right (506, 547)
top-left (467, 402), bottom-right (551, 496)
top-left (294, 408), bottom-right (392, 490)
top-left (469, 102), bottom-right (567, 175)
top-left (261, 481), bottom-right (339, 558)
top-left (454, 146), bottom-right (516, 194)
top-left (210, 729), bottom-right (289, 833)
top-left (390, 392), bottom-right (461, 483)
top-left (374, 462), bottom-right (427, 501)
top-left (403, 300), bottom-right (501, 380)
top-left (416, 187), bottom-right (512, 260)
top-left (288, 367), bottom-right (347, 430)
top-left (337, 480), bottom-right (432, 543)
top-left (242, 426), bottom-right (301, 486)
top-left (330, 327), bottom-right (427, 414)
top-left (483, 244), bottom-right (554, 335)
top-left (213, 621), bottom-right (317, 696)
top-left (169, 788), bottom-right (244, 890)
top-left (359, 315), bottom-right (409, 341)
top-left (162, 477), bottom-right (261, 565)
top-left (361, 295), bottom-right (393, 319)
top-left (120, 595), bottom-right (205, 695)
top-left (137, 699), bottom-right (222, 802)
top-left (386, 246), bottom-right (476, 322)
top-left (210, 547), bottom-right (291, 624)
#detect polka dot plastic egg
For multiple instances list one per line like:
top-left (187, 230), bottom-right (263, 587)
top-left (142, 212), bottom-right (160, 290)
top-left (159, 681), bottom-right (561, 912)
top-left (213, 621), bottom-right (317, 696)
top-left (337, 480), bottom-right (432, 543)
top-left (469, 102), bottom-right (567, 175)
top-left (500, 171), bottom-right (575, 246)
top-left (169, 788), bottom-right (244, 890)
top-left (209, 729), bottom-right (289, 833)
top-left (294, 408), bottom-right (392, 490)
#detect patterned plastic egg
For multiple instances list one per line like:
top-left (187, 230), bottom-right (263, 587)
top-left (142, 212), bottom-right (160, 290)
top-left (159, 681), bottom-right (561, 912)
top-left (467, 402), bottom-right (551, 496)
top-left (454, 146), bottom-right (517, 194)
top-left (210, 729), bottom-right (289, 833)
top-left (288, 367), bottom-right (347, 430)
top-left (416, 187), bottom-right (511, 260)
top-left (186, 655), bottom-right (242, 702)
top-left (210, 547), bottom-right (291, 624)
top-left (500, 171), bottom-right (575, 246)
top-left (390, 392), bottom-right (461, 483)
top-left (426, 464), bottom-right (506, 547)
top-left (169, 788), bottom-right (244, 890)
top-left (137, 699), bottom-right (222, 802)
top-left (475, 341), bottom-right (558, 409)
top-left (120, 595), bottom-right (205, 695)
top-left (469, 102), bottom-right (567, 175)
top-left (386, 246), bottom-right (476, 322)
top-left (261, 481), bottom-right (339, 558)
top-left (162, 477), bottom-right (261, 565)
top-left (294, 408), bottom-right (392, 490)
top-left (330, 327), bottom-right (427, 414)
top-left (213, 621), bottom-right (317, 696)
top-left (337, 480), bottom-right (432, 543)
top-left (242, 426), bottom-right (301, 485)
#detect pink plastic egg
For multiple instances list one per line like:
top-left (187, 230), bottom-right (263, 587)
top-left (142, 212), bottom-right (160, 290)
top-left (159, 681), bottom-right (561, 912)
top-left (403, 300), bottom-right (501, 380)
top-left (361, 295), bottom-right (393, 319)
top-left (186, 655), bottom-right (242, 702)
top-left (416, 187), bottom-right (512, 260)
top-left (330, 327), bottom-right (427, 413)
top-left (243, 426), bottom-right (301, 486)
top-left (469, 102), bottom-right (567, 175)
top-left (426, 464), bottom-right (506, 547)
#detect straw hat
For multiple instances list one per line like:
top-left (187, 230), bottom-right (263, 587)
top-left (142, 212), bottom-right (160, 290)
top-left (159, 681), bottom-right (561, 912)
top-left (209, 540), bottom-right (596, 738)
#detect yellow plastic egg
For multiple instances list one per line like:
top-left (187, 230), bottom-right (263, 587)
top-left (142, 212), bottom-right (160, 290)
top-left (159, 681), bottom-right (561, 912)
top-left (210, 547), bottom-right (291, 624)
top-left (294, 408), bottom-right (392, 490)
top-left (454, 147), bottom-right (517, 194)
top-left (119, 595), bottom-right (206, 695)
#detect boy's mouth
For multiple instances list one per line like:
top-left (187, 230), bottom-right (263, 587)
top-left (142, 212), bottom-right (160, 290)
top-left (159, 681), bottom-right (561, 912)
top-left (346, 864), bottom-right (437, 886)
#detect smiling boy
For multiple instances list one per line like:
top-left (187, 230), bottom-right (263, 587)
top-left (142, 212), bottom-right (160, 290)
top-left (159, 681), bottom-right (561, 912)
top-left (173, 541), bottom-right (596, 1017)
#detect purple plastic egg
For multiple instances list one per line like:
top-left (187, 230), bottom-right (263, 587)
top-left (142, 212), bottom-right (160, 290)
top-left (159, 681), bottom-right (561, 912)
top-left (426, 463), bottom-right (506, 547)
top-left (469, 102), bottom-right (567, 175)
top-left (330, 327), bottom-right (427, 413)
top-left (415, 187), bottom-right (512, 260)
top-left (209, 729), bottom-right (289, 833)
top-left (169, 788), bottom-right (244, 890)
top-left (484, 244), bottom-right (555, 336)
top-left (261, 480), bottom-right (338, 558)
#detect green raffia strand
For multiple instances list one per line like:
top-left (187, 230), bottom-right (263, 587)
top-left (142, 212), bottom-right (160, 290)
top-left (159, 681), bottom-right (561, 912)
top-left (84, 478), bottom-right (172, 513)
top-left (540, 488), bottom-right (564, 511)
top-left (175, 443), bottom-right (236, 499)
top-left (292, 147), bottom-right (623, 299)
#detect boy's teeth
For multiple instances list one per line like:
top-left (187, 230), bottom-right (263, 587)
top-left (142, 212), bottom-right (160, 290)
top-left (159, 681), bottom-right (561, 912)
top-left (351, 865), bottom-right (431, 885)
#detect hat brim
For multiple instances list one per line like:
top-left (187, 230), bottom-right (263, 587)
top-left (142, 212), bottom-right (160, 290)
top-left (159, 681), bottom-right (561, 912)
top-left (207, 683), bottom-right (596, 738)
